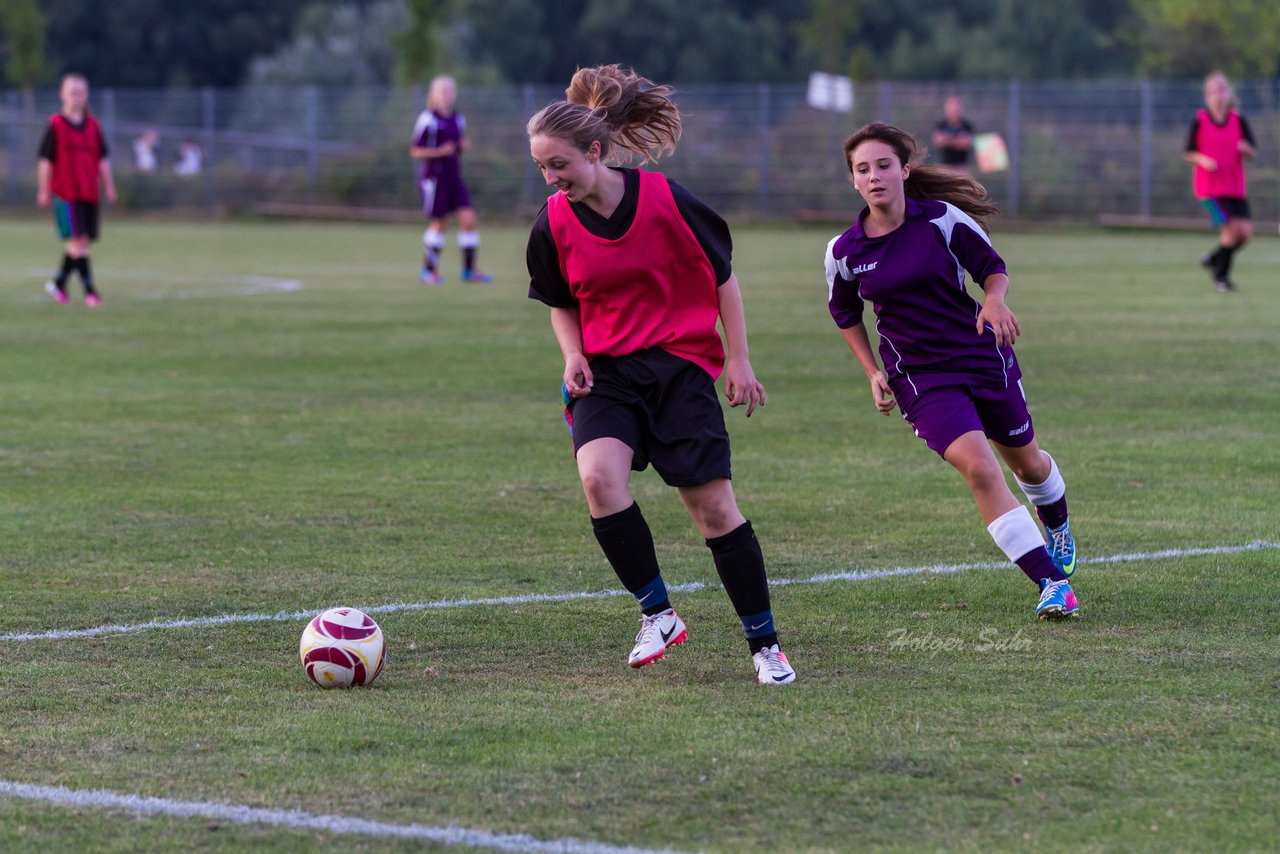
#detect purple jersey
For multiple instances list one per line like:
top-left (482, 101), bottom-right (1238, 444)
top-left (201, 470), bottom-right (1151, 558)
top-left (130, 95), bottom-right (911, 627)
top-left (825, 197), bottom-right (1016, 398)
top-left (412, 109), bottom-right (465, 181)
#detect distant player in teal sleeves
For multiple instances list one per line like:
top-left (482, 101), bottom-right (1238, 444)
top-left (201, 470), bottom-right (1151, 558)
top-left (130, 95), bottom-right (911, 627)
top-left (1185, 72), bottom-right (1256, 293)
top-left (37, 73), bottom-right (116, 307)
top-left (826, 123), bottom-right (1080, 620)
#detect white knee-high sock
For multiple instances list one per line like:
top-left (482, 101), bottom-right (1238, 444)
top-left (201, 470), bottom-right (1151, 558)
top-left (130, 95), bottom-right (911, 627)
top-left (422, 228), bottom-right (445, 269)
top-left (986, 505), bottom-right (1045, 562)
top-left (1014, 451), bottom-right (1064, 506)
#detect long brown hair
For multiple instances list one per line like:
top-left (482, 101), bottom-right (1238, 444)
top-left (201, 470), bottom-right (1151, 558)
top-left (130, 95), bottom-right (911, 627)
top-left (526, 65), bottom-right (682, 164)
top-left (844, 122), bottom-right (998, 229)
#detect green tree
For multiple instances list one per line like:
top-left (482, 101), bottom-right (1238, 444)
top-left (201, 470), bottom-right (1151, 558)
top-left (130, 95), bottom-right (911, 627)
top-left (395, 0), bottom-right (438, 85)
top-left (797, 0), bottom-right (872, 80)
top-left (1, 0), bottom-right (46, 163)
top-left (1130, 0), bottom-right (1280, 78)
top-left (40, 0), bottom-right (311, 86)
top-left (1, 0), bottom-right (46, 90)
top-left (455, 0), bottom-right (807, 83)
top-left (249, 1), bottom-right (406, 87)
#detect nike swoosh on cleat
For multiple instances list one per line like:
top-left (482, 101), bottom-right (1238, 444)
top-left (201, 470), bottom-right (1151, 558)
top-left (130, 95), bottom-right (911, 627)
top-left (660, 624), bottom-right (678, 643)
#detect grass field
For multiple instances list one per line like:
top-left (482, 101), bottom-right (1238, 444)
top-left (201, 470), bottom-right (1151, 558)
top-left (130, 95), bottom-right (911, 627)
top-left (0, 215), bottom-right (1277, 852)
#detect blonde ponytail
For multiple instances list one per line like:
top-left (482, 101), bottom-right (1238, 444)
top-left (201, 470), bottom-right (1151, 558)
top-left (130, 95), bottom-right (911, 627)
top-left (528, 65), bottom-right (682, 164)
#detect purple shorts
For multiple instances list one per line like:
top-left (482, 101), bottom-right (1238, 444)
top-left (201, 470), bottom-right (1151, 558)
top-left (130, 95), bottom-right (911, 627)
top-left (420, 175), bottom-right (472, 219)
top-left (901, 381), bottom-right (1035, 457)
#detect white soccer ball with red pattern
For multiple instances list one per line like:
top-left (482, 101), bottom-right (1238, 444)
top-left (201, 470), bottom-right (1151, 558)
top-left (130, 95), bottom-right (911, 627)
top-left (299, 607), bottom-right (386, 689)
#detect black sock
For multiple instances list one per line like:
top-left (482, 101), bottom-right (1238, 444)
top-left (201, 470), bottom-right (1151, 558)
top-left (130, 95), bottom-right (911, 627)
top-left (591, 502), bottom-right (669, 615)
top-left (54, 254), bottom-right (74, 288)
top-left (1217, 244), bottom-right (1238, 278)
top-left (73, 257), bottom-right (97, 294)
top-left (706, 521), bottom-right (779, 652)
top-left (463, 247), bottom-right (476, 273)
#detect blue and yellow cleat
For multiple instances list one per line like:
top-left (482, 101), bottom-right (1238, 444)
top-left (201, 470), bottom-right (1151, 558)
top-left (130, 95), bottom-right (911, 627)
top-left (1045, 519), bottom-right (1076, 577)
top-left (1035, 578), bottom-right (1080, 620)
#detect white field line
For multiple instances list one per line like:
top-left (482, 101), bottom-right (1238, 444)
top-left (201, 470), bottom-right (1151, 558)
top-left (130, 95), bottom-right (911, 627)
top-left (0, 780), bottom-right (689, 854)
top-left (2, 541), bottom-right (1275, 645)
top-left (8, 268), bottom-right (302, 300)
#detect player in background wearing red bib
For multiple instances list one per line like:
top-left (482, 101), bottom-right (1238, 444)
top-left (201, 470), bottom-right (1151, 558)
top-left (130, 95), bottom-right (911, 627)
top-left (525, 65), bottom-right (794, 685)
top-left (1184, 72), bottom-right (1256, 293)
top-left (37, 73), bottom-right (116, 307)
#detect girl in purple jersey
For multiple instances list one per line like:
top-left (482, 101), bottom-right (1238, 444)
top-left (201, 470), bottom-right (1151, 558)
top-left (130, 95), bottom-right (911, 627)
top-left (410, 75), bottom-right (491, 284)
top-left (825, 123), bottom-right (1080, 620)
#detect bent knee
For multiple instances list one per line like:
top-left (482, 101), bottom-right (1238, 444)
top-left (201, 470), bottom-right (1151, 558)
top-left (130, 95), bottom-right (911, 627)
top-left (579, 469), bottom-right (627, 505)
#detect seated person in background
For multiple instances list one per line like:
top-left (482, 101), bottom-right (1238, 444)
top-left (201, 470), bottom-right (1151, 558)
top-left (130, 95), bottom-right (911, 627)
top-left (175, 138), bottom-right (203, 176)
top-left (133, 128), bottom-right (158, 173)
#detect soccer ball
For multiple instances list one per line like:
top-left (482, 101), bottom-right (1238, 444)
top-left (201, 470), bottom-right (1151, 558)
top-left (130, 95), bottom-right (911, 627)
top-left (299, 607), bottom-right (386, 689)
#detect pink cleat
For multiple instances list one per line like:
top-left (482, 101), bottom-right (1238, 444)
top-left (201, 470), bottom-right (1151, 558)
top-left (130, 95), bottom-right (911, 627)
top-left (45, 281), bottom-right (69, 305)
top-left (85, 293), bottom-right (103, 308)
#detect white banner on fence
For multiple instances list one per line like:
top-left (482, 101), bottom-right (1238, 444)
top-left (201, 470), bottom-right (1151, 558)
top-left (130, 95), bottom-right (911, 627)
top-left (806, 72), bottom-right (854, 113)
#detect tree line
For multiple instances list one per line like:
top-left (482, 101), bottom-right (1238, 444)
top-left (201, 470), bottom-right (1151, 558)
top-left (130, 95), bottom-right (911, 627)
top-left (3, 0), bottom-right (1277, 91)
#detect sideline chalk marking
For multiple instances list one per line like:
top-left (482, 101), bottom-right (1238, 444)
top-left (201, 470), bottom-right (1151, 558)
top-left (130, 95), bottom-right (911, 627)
top-left (3, 541), bottom-right (1275, 644)
top-left (0, 780), bottom-right (688, 854)
top-left (9, 268), bottom-right (302, 301)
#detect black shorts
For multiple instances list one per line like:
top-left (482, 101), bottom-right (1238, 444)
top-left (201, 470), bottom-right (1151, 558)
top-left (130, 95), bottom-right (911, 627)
top-left (1200, 196), bottom-right (1250, 226)
top-left (565, 348), bottom-right (731, 487)
top-left (53, 196), bottom-right (100, 241)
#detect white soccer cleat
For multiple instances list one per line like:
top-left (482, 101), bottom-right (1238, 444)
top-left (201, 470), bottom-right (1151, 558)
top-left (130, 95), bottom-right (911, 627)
top-left (752, 644), bottom-right (796, 685)
top-left (628, 608), bottom-right (687, 669)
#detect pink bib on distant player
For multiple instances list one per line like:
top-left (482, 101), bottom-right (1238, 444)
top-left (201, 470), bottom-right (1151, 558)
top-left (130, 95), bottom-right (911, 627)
top-left (1191, 109), bottom-right (1247, 199)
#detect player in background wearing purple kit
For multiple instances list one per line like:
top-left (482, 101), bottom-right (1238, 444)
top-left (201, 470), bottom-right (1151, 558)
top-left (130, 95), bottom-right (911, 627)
top-left (1184, 71), bottom-right (1256, 293)
top-left (825, 123), bottom-right (1080, 620)
top-left (410, 75), bottom-right (491, 285)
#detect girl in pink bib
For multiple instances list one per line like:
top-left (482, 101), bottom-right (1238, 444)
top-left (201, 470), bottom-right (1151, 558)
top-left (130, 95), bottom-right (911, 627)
top-left (1184, 72), bottom-right (1256, 292)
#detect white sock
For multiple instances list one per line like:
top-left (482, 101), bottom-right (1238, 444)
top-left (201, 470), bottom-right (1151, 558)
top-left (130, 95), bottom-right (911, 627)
top-left (1014, 451), bottom-right (1064, 506)
top-left (423, 227), bottom-right (445, 250)
top-left (986, 505), bottom-right (1045, 562)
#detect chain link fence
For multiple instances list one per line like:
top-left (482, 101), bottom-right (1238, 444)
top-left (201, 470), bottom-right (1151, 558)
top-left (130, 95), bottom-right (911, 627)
top-left (2, 79), bottom-right (1277, 225)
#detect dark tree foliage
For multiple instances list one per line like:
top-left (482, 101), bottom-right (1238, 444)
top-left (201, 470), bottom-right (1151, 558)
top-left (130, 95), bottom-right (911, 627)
top-left (456, 0), bottom-right (811, 84)
top-left (40, 0), bottom-right (313, 86)
top-left (24, 0), bottom-right (1214, 89)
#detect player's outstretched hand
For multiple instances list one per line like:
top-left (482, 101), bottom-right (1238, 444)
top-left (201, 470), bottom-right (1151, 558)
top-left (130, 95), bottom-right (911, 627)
top-left (976, 297), bottom-right (1021, 348)
top-left (870, 371), bottom-right (896, 415)
top-left (724, 357), bottom-right (765, 417)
